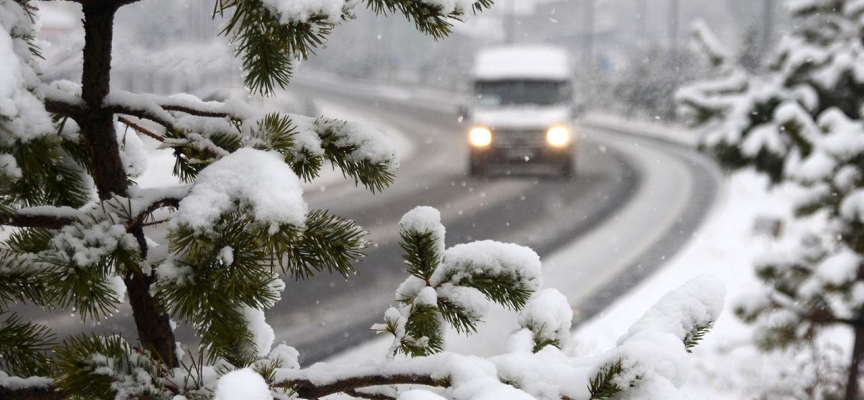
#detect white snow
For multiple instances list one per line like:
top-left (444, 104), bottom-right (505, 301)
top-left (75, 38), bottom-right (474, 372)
top-left (0, 371), bottom-right (52, 390)
top-left (840, 189), bottom-right (864, 222)
top-left (400, 206), bottom-right (446, 258)
top-left (690, 19), bottom-right (731, 65)
top-left (473, 45), bottom-right (571, 81)
top-left (241, 306), bottom-right (276, 358)
top-left (0, 153), bottom-right (21, 178)
top-left (399, 390), bottom-right (447, 400)
top-left (259, 0), bottom-right (349, 24)
top-left (617, 276), bottom-right (725, 346)
top-left (0, 2), bottom-right (54, 143)
top-left (437, 284), bottom-right (488, 320)
top-left (315, 117), bottom-right (401, 171)
top-left (173, 148), bottom-right (307, 232)
top-left (117, 123), bottom-right (150, 179)
top-left (740, 123), bottom-right (785, 157)
top-left (817, 249), bottom-right (861, 286)
top-left (569, 171), bottom-right (851, 399)
top-left (219, 246), bottom-right (234, 266)
top-left (516, 288), bottom-right (572, 349)
top-left (214, 368), bottom-right (272, 400)
top-left (268, 344), bottom-right (300, 370)
top-left (432, 240), bottom-right (542, 292)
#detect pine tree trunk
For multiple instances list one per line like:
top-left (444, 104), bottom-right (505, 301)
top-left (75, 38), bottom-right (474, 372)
top-left (79, 4), bottom-right (178, 368)
top-left (846, 320), bottom-right (864, 400)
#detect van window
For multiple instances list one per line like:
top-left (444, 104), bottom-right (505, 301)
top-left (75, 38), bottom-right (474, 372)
top-left (474, 80), bottom-right (571, 108)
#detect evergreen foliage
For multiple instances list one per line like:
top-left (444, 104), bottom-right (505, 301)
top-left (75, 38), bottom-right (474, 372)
top-left (679, 1), bottom-right (864, 398)
top-left (587, 359), bottom-right (626, 400)
top-left (0, 0), bottom-right (726, 398)
top-left (683, 321), bottom-right (713, 353)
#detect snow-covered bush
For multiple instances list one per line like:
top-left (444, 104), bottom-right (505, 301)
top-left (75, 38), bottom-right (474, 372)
top-left (678, 1), bottom-right (864, 398)
top-left (1, 0), bottom-right (724, 399)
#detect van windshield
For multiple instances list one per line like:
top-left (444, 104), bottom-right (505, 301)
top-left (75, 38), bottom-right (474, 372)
top-left (474, 80), bottom-right (571, 108)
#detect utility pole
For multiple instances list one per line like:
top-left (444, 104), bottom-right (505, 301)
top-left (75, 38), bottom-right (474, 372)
top-left (762, 0), bottom-right (775, 53)
top-left (504, 0), bottom-right (516, 44)
top-left (583, 0), bottom-right (594, 69)
top-left (638, 0), bottom-right (647, 47)
top-left (669, 0), bottom-right (679, 53)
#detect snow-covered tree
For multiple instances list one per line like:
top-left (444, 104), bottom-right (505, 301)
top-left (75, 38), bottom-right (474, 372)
top-left (678, 1), bottom-right (864, 398)
top-left (609, 46), bottom-right (707, 121)
top-left (2, 0), bottom-right (725, 399)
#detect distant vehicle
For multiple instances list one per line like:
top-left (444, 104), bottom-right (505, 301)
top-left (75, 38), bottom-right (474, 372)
top-left (461, 45), bottom-right (578, 177)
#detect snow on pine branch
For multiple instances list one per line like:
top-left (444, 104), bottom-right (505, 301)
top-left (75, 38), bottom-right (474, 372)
top-left (689, 19), bottom-right (732, 68)
top-left (172, 148), bottom-right (306, 233)
top-left (210, 277), bottom-right (724, 400)
top-left (377, 206), bottom-right (545, 358)
top-left (599, 276), bottom-right (725, 399)
top-left (0, 0), bottom-right (54, 144)
top-left (218, 0), bottom-right (494, 94)
top-left (98, 89), bottom-right (399, 190)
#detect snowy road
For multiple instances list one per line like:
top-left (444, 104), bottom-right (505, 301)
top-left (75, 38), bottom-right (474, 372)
top-left (265, 80), bottom-right (722, 363)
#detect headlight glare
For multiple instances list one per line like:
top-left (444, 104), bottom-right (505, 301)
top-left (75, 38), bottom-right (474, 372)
top-left (546, 125), bottom-right (570, 147)
top-left (469, 127), bottom-right (493, 147)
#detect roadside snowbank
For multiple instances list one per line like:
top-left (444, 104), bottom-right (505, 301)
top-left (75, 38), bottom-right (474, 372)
top-left (572, 170), bottom-right (852, 398)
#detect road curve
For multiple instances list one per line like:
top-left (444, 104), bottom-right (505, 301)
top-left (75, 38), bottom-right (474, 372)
top-left (273, 80), bottom-right (722, 363)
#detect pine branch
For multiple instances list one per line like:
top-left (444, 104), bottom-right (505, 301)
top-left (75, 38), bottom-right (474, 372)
top-left (276, 209), bottom-right (367, 280)
top-left (117, 116), bottom-right (165, 142)
top-left (42, 97), bottom-right (85, 121)
top-left (587, 359), bottom-right (627, 400)
top-left (316, 119), bottom-right (396, 193)
top-left (0, 313), bottom-right (55, 377)
top-left (53, 334), bottom-right (170, 400)
top-left (449, 268), bottom-right (534, 311)
top-left (528, 324), bottom-right (561, 353)
top-left (8, 136), bottom-right (91, 209)
top-left (400, 304), bottom-right (444, 357)
top-left (284, 373), bottom-right (443, 399)
top-left (400, 228), bottom-right (442, 283)
top-left (216, 0), bottom-right (333, 95)
top-left (102, 98), bottom-right (227, 130)
top-left (683, 321), bottom-right (714, 353)
top-left (0, 387), bottom-right (64, 400)
top-left (0, 251), bottom-right (54, 309)
top-left (436, 296), bottom-right (479, 334)
top-left (0, 212), bottom-right (76, 229)
top-left (365, 0), bottom-right (494, 39)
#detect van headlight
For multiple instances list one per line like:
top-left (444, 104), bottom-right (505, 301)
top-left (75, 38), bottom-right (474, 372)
top-left (546, 125), bottom-right (571, 147)
top-left (469, 127), bottom-right (493, 147)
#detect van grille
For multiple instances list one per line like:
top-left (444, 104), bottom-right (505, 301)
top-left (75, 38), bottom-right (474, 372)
top-left (493, 129), bottom-right (546, 148)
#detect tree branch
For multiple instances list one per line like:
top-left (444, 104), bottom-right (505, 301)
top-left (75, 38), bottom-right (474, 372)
top-left (103, 94), bottom-right (231, 130)
top-left (46, 0), bottom-right (144, 7)
top-left (0, 210), bottom-right (77, 229)
top-left (43, 97), bottom-right (86, 121)
top-left (126, 197), bottom-right (181, 231)
top-left (103, 103), bottom-right (175, 130)
top-left (118, 116), bottom-right (165, 142)
top-left (283, 374), bottom-right (443, 399)
top-left (345, 388), bottom-right (397, 400)
top-left (768, 292), bottom-right (857, 326)
top-left (160, 104), bottom-right (229, 119)
top-left (0, 386), bottom-right (63, 400)
top-left (1, 195), bottom-right (181, 232)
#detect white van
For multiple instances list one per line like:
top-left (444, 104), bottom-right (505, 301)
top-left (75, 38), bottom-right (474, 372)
top-left (462, 45), bottom-right (577, 177)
